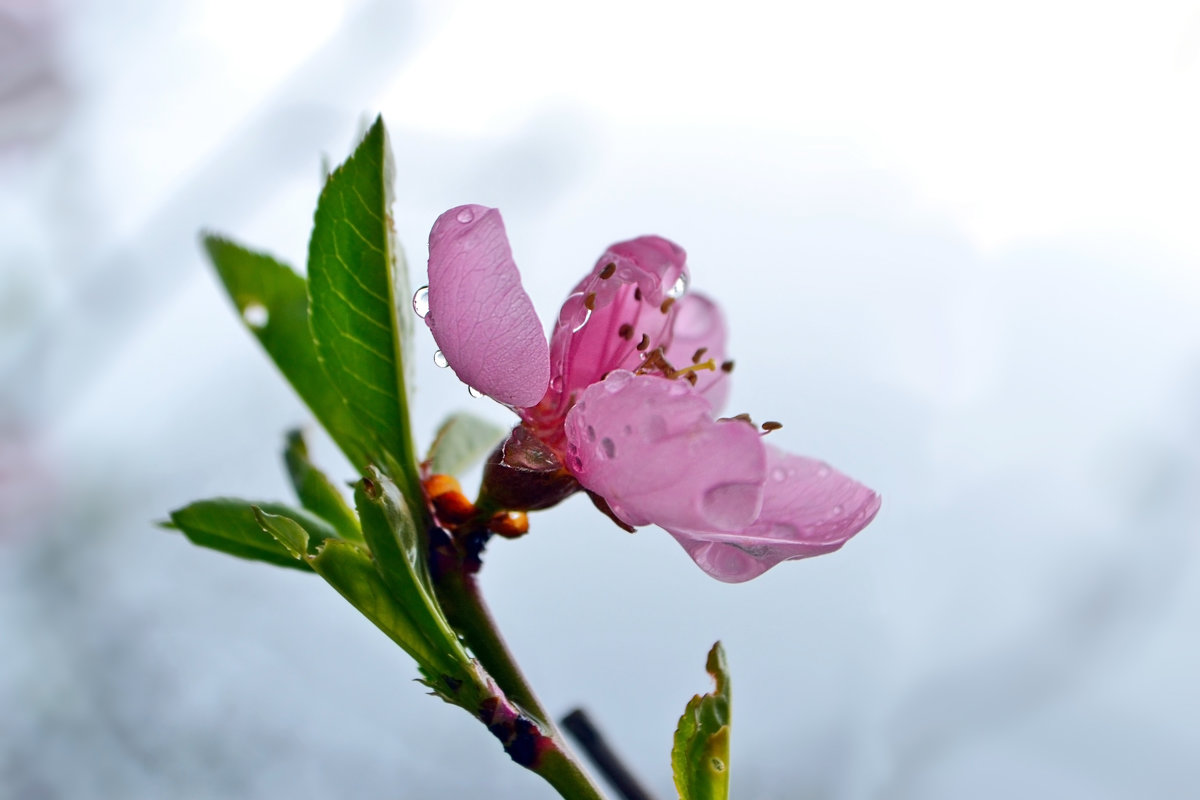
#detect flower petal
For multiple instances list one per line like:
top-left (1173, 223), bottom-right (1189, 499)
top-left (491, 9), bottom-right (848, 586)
top-left (425, 205), bottom-right (549, 407)
top-left (540, 236), bottom-right (688, 418)
top-left (564, 371), bottom-right (765, 532)
top-left (662, 292), bottom-right (730, 411)
top-left (667, 447), bottom-right (881, 582)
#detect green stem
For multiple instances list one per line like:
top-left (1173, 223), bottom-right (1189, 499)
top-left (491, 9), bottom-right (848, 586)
top-left (434, 537), bottom-right (608, 800)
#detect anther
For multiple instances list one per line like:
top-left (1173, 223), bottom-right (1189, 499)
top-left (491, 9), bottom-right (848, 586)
top-left (584, 292), bottom-right (597, 311)
top-left (636, 334), bottom-right (650, 351)
top-left (720, 360), bottom-right (735, 373)
top-left (685, 372), bottom-right (698, 385)
top-left (761, 421), bottom-right (783, 432)
top-left (633, 287), bottom-right (643, 302)
top-left (599, 262), bottom-right (616, 280)
top-left (692, 347), bottom-right (708, 364)
top-left (618, 323), bottom-right (634, 340)
top-left (659, 297), bottom-right (675, 314)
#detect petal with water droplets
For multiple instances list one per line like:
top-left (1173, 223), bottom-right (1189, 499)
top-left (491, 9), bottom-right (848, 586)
top-left (425, 205), bottom-right (549, 407)
top-left (564, 372), bottom-right (765, 532)
top-left (662, 292), bottom-right (729, 411)
top-left (667, 447), bottom-right (880, 582)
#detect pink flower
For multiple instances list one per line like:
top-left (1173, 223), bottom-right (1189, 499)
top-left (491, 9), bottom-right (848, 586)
top-left (422, 204), bottom-right (880, 582)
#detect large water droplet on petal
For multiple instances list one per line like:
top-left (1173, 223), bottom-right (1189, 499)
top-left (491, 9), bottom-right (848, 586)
top-left (667, 273), bottom-right (688, 299)
top-left (433, 349), bottom-right (448, 368)
top-left (700, 482), bottom-right (761, 529)
top-left (572, 307), bottom-right (592, 332)
top-left (456, 208), bottom-right (474, 223)
top-left (412, 286), bottom-right (430, 318)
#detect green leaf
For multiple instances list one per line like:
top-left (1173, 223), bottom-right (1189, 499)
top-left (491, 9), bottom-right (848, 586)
top-left (253, 508), bottom-right (311, 559)
top-left (202, 235), bottom-right (370, 471)
top-left (426, 412), bottom-right (508, 478)
top-left (353, 468), bottom-right (465, 676)
top-left (306, 537), bottom-right (448, 670)
top-left (166, 499), bottom-right (340, 571)
top-left (672, 642), bottom-right (732, 800)
top-left (283, 429), bottom-right (362, 542)
top-left (307, 116), bottom-right (421, 510)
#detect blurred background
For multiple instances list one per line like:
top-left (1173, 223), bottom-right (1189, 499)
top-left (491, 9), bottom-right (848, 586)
top-left (3, 1), bottom-right (1199, 797)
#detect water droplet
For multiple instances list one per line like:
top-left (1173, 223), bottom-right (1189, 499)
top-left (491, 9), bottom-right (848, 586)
top-left (468, 386), bottom-right (484, 398)
top-left (549, 375), bottom-right (563, 392)
top-left (701, 482), bottom-right (760, 528)
top-left (586, 425), bottom-right (596, 441)
top-left (771, 467), bottom-right (787, 482)
top-left (667, 273), bottom-right (688, 299)
top-left (572, 307), bottom-right (592, 332)
top-left (829, 504), bottom-right (844, 518)
top-left (242, 303), bottom-right (268, 328)
top-left (600, 437), bottom-right (616, 458)
top-left (603, 370), bottom-right (633, 391)
top-left (412, 286), bottom-right (430, 318)
top-left (816, 465), bottom-right (830, 478)
top-left (456, 208), bottom-right (474, 223)
top-left (433, 350), bottom-right (448, 368)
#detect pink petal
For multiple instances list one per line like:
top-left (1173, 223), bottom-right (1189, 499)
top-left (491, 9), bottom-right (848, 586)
top-left (661, 292), bottom-right (730, 411)
top-left (538, 236), bottom-right (688, 420)
top-left (563, 371), bottom-right (765, 532)
top-left (667, 446), bottom-right (881, 582)
top-left (425, 205), bottom-right (549, 408)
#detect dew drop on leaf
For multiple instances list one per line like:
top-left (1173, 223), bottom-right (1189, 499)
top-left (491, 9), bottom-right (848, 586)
top-left (242, 303), bottom-right (268, 328)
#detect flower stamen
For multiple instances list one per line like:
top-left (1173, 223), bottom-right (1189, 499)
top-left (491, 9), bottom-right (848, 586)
top-left (599, 262), bottom-right (616, 279)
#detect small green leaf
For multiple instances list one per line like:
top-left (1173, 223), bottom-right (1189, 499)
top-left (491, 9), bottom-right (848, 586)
top-left (203, 236), bottom-right (370, 471)
top-left (166, 499), bottom-right (339, 571)
top-left (672, 642), bottom-right (732, 800)
top-left (253, 508), bottom-right (310, 559)
top-left (307, 116), bottom-right (421, 510)
top-left (283, 429), bottom-right (362, 542)
top-left (353, 468), bottom-right (466, 677)
top-left (427, 412), bottom-right (508, 478)
top-left (307, 537), bottom-right (448, 671)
